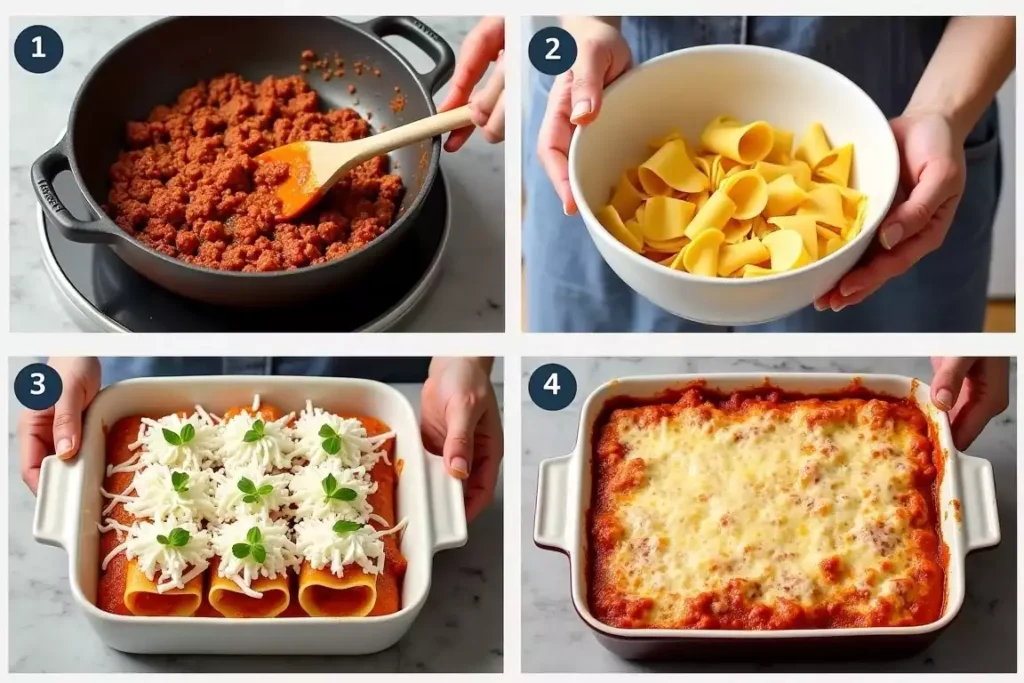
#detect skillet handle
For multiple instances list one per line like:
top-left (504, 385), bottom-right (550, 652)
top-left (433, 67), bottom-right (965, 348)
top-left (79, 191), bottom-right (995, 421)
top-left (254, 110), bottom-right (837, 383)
top-left (958, 452), bottom-right (1001, 552)
top-left (31, 139), bottom-right (120, 244)
top-left (365, 16), bottom-right (456, 96)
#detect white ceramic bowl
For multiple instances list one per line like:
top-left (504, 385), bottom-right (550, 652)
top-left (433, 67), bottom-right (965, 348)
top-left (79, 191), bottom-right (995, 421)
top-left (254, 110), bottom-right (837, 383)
top-left (569, 45), bottom-right (900, 326)
top-left (33, 376), bottom-right (468, 655)
top-left (535, 373), bottom-right (1001, 659)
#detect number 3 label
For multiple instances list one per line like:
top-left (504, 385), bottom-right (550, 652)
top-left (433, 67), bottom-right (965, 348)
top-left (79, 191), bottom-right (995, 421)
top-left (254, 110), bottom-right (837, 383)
top-left (529, 364), bottom-right (577, 411)
top-left (528, 27), bottom-right (577, 76)
top-left (14, 363), bottom-right (63, 411)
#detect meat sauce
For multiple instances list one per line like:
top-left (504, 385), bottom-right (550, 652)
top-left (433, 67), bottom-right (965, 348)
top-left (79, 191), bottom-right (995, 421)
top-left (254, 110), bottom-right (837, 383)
top-left (104, 73), bottom-right (404, 272)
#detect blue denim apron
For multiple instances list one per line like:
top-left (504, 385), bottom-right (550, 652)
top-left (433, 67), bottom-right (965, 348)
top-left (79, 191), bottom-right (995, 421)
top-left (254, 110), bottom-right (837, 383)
top-left (99, 358), bottom-right (431, 386)
top-left (523, 17), bottom-right (1001, 332)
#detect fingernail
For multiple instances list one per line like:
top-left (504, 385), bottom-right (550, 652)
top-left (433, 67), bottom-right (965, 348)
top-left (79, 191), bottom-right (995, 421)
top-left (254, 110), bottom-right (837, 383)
top-left (562, 205), bottom-right (570, 216)
top-left (831, 302), bottom-right (846, 313)
top-left (56, 438), bottom-right (74, 460)
top-left (839, 282), bottom-right (861, 297)
top-left (880, 223), bottom-right (903, 250)
top-left (570, 99), bottom-right (592, 124)
top-left (935, 389), bottom-right (954, 411)
top-left (813, 300), bottom-right (827, 312)
top-left (450, 457), bottom-right (470, 479)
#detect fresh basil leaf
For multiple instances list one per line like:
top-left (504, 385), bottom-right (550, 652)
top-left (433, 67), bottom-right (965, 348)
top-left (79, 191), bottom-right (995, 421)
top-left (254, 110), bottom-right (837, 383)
top-left (318, 423), bottom-right (337, 438)
top-left (330, 487), bottom-right (358, 502)
top-left (162, 428), bottom-right (182, 446)
top-left (253, 420), bottom-right (265, 436)
top-left (252, 544), bottom-right (267, 564)
top-left (322, 435), bottom-right (341, 455)
top-left (156, 534), bottom-right (170, 545)
top-left (180, 423), bottom-right (196, 444)
top-left (242, 494), bottom-right (260, 504)
top-left (168, 528), bottom-right (191, 547)
top-left (237, 477), bottom-right (257, 494)
top-left (257, 484), bottom-right (273, 496)
top-left (321, 473), bottom-right (338, 496)
top-left (246, 527), bottom-right (262, 545)
top-left (232, 543), bottom-right (251, 559)
top-left (332, 520), bottom-right (363, 534)
top-left (243, 430), bottom-right (260, 443)
top-left (171, 471), bottom-right (190, 493)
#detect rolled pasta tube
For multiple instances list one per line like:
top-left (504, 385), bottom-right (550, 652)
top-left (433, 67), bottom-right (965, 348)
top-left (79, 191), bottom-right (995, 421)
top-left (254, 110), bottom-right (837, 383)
top-left (765, 127), bottom-right (794, 164)
top-left (638, 139), bottom-right (709, 195)
top-left (673, 228), bottom-right (724, 276)
top-left (719, 170), bottom-right (768, 220)
top-left (763, 229), bottom-right (811, 271)
top-left (125, 560), bottom-right (204, 617)
top-left (768, 215), bottom-right (818, 260)
top-left (610, 170), bottom-right (646, 220)
top-left (764, 174), bottom-right (809, 216)
top-left (597, 205), bottom-right (643, 252)
top-left (645, 236), bottom-right (689, 253)
top-left (700, 116), bottom-right (774, 164)
top-left (683, 190), bottom-right (736, 240)
top-left (815, 143), bottom-right (853, 187)
top-left (208, 557), bottom-right (291, 618)
top-left (794, 122), bottom-right (837, 171)
top-left (797, 184), bottom-right (847, 229)
top-left (298, 562), bottom-right (378, 617)
top-left (721, 219), bottom-right (753, 244)
top-left (718, 238), bottom-right (770, 277)
top-left (741, 264), bottom-right (775, 278)
top-left (641, 196), bottom-right (696, 241)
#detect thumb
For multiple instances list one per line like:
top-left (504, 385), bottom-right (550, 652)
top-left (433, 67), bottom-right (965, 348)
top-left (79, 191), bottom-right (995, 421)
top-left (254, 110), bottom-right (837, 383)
top-left (568, 44), bottom-right (611, 125)
top-left (443, 396), bottom-right (483, 480)
top-left (51, 375), bottom-right (91, 461)
top-left (931, 357), bottom-right (976, 412)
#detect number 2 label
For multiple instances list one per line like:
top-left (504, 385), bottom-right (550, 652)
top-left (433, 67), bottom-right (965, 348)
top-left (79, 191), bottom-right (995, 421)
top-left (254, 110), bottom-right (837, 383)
top-left (545, 37), bottom-right (559, 60)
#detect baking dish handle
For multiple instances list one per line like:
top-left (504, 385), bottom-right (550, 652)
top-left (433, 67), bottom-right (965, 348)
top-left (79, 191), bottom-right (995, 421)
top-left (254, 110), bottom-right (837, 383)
top-left (958, 452), bottom-right (1001, 552)
top-left (426, 453), bottom-right (468, 553)
top-left (364, 16), bottom-right (456, 96)
top-left (33, 454), bottom-right (79, 549)
top-left (30, 139), bottom-right (121, 244)
top-left (534, 454), bottom-right (572, 552)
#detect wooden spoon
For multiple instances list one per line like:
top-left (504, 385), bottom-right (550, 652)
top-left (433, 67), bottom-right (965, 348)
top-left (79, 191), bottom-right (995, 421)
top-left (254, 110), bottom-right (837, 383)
top-left (256, 104), bottom-right (474, 220)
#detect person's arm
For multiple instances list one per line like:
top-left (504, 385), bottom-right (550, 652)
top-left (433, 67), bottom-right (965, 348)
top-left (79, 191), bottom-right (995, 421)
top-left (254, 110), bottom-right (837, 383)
top-left (905, 17), bottom-right (1015, 142)
top-left (817, 17), bottom-right (1014, 312)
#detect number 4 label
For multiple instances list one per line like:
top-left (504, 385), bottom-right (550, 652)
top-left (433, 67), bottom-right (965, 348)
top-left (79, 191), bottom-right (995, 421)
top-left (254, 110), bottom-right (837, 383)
top-left (543, 372), bottom-right (561, 395)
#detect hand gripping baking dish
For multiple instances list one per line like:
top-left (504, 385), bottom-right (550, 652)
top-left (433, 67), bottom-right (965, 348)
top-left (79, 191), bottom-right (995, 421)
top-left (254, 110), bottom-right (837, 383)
top-left (534, 373), bottom-right (1000, 660)
top-left (34, 376), bottom-right (467, 655)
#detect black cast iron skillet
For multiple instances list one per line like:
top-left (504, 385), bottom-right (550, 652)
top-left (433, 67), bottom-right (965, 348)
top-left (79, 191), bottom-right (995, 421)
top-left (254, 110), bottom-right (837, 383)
top-left (31, 15), bottom-right (455, 307)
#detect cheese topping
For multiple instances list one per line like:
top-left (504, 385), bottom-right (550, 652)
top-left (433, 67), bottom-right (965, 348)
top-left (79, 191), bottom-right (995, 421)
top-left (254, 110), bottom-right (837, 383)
top-left (292, 401), bottom-right (394, 469)
top-left (124, 409), bottom-right (221, 472)
top-left (217, 411), bottom-right (297, 473)
top-left (121, 465), bottom-right (217, 524)
top-left (211, 513), bottom-right (300, 597)
top-left (109, 519), bottom-right (214, 593)
top-left (288, 462), bottom-right (377, 522)
top-left (293, 516), bottom-right (386, 576)
top-left (594, 394), bottom-right (940, 628)
top-left (212, 465), bottom-right (293, 522)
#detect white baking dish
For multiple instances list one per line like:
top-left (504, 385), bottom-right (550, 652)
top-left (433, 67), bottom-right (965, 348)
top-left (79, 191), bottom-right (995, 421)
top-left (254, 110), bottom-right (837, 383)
top-left (34, 376), bottom-right (468, 655)
top-left (534, 373), bottom-right (1001, 659)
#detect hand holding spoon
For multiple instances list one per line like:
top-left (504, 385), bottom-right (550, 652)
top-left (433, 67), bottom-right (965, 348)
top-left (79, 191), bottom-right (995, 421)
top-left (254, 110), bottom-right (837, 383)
top-left (257, 104), bottom-right (474, 219)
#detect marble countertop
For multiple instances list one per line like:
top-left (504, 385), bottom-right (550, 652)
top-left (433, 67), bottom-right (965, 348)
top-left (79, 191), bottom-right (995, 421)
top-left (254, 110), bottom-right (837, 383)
top-left (9, 16), bottom-right (504, 332)
top-left (521, 357), bottom-right (1017, 673)
top-left (8, 377), bottom-right (504, 673)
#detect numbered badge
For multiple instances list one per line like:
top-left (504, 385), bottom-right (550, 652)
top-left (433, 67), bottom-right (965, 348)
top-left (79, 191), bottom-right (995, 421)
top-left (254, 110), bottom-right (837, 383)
top-left (528, 363), bottom-right (577, 411)
top-left (14, 362), bottom-right (64, 411)
top-left (14, 25), bottom-right (64, 74)
top-left (528, 27), bottom-right (577, 76)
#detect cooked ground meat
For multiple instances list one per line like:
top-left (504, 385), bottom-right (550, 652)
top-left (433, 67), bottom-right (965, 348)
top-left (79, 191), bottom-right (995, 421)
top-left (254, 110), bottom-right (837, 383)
top-left (104, 73), bottom-right (404, 272)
